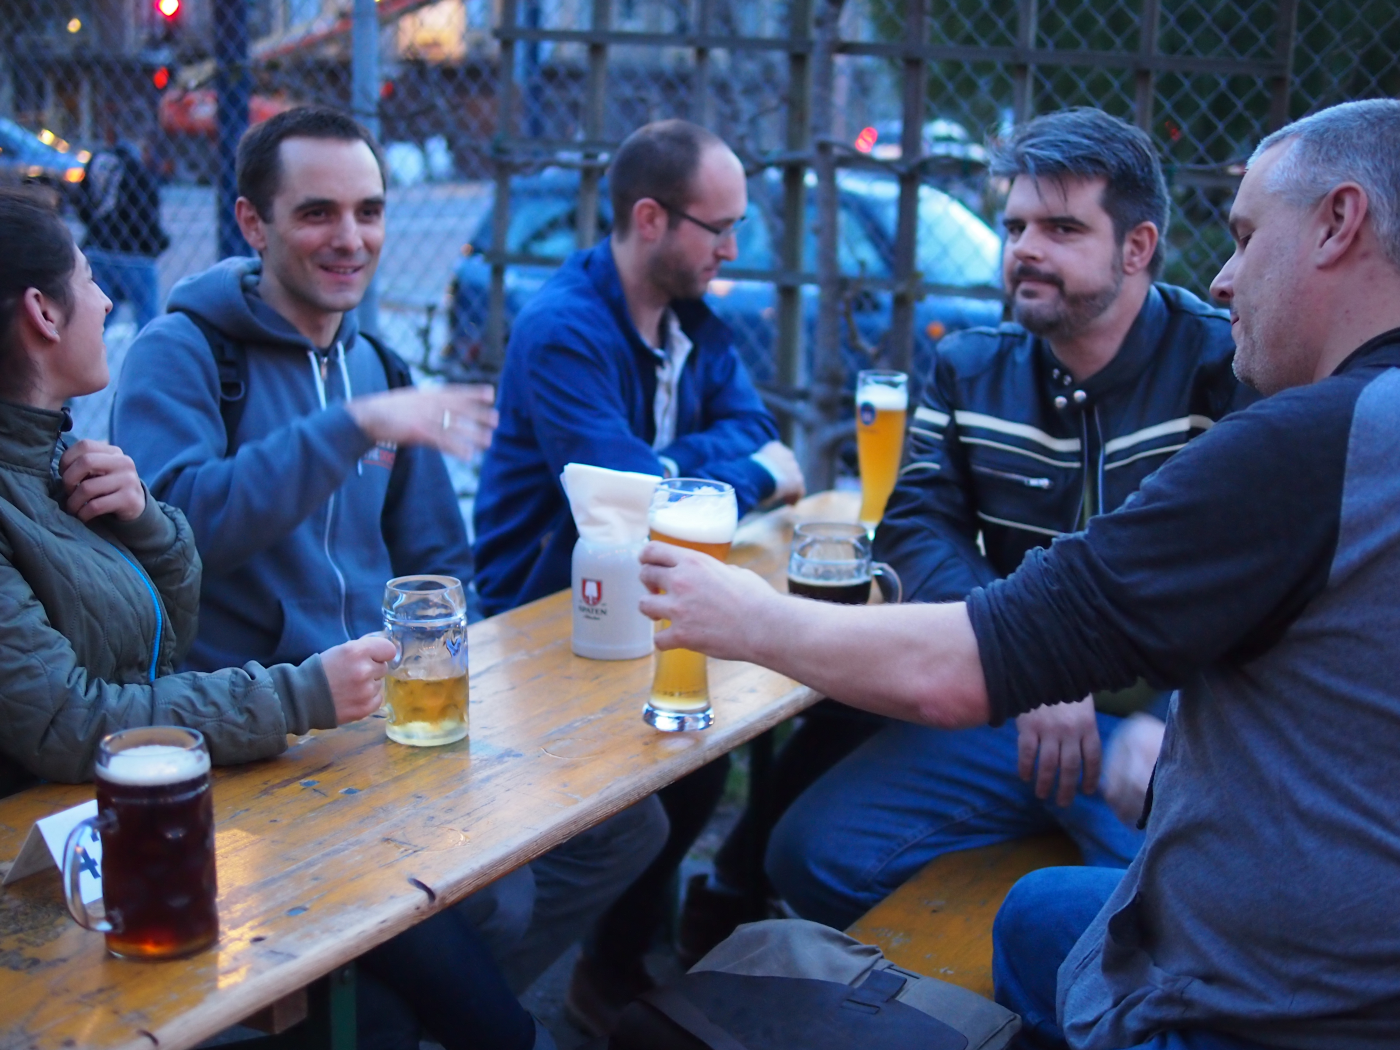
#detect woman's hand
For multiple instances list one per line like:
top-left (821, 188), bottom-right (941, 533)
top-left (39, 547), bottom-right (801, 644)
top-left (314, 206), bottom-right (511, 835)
top-left (59, 439), bottom-right (147, 523)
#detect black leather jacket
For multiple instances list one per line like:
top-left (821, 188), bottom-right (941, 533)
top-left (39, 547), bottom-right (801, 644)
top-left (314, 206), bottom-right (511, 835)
top-left (874, 283), bottom-right (1251, 613)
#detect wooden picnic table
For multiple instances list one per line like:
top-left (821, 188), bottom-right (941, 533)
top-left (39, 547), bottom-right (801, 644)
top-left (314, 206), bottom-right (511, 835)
top-left (0, 489), bottom-right (859, 1050)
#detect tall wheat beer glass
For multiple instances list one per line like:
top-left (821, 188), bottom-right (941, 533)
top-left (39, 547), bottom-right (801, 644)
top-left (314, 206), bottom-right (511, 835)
top-left (61, 726), bottom-right (219, 960)
top-left (855, 370), bottom-right (909, 531)
top-left (646, 479), bottom-right (738, 731)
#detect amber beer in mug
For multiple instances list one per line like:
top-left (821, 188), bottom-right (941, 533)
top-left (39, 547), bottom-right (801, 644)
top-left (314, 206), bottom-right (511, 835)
top-left (855, 370), bottom-right (909, 531)
top-left (62, 726), bottom-right (219, 960)
top-left (646, 479), bottom-right (738, 731)
top-left (381, 575), bottom-right (470, 746)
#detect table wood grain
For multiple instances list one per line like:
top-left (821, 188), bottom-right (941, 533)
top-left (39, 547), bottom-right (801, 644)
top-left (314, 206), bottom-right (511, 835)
top-left (0, 490), bottom-right (859, 1050)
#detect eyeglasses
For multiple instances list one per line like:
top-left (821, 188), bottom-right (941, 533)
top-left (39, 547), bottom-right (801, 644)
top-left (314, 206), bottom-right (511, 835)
top-left (655, 201), bottom-right (747, 242)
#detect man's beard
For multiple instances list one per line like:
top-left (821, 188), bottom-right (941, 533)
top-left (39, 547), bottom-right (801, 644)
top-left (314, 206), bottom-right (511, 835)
top-left (651, 236), bottom-right (709, 301)
top-left (1009, 263), bottom-right (1123, 339)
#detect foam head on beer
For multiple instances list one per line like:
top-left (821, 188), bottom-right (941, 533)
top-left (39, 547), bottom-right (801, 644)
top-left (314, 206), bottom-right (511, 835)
top-left (856, 380), bottom-right (909, 412)
top-left (650, 488), bottom-right (738, 547)
top-left (102, 744), bottom-right (211, 786)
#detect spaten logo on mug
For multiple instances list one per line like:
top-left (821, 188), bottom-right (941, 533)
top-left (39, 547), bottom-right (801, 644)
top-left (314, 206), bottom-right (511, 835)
top-left (581, 578), bottom-right (604, 606)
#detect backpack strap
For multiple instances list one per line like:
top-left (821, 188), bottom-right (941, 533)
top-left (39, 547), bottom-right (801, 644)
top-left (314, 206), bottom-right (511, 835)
top-left (360, 330), bottom-right (415, 390)
top-left (170, 308), bottom-right (250, 451)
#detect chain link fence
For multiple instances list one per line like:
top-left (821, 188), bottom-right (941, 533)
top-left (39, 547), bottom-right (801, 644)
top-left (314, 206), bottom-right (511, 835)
top-left (2, 0), bottom-right (1398, 478)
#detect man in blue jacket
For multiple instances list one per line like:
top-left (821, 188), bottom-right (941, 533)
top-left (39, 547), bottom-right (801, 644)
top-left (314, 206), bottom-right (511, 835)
top-left (473, 119), bottom-right (803, 616)
top-left (761, 108), bottom-right (1249, 932)
top-left (113, 106), bottom-right (664, 1050)
top-left (472, 119), bottom-right (803, 1034)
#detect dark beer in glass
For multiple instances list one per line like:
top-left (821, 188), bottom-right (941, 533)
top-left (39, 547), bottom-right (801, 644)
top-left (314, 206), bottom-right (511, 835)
top-left (63, 726), bottom-right (219, 960)
top-left (787, 522), bottom-right (902, 606)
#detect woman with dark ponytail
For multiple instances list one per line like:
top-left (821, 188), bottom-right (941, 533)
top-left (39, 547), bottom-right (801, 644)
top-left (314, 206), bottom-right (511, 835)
top-left (0, 187), bottom-right (397, 798)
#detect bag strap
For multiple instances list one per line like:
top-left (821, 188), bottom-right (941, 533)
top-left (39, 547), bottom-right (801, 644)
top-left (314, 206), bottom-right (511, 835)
top-left (360, 330), bottom-right (415, 391)
top-left (638, 986), bottom-right (753, 1050)
top-left (171, 308), bottom-right (249, 450)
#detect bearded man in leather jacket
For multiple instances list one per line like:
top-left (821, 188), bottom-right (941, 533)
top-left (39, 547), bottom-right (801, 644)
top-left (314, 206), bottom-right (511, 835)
top-left (765, 108), bottom-right (1252, 929)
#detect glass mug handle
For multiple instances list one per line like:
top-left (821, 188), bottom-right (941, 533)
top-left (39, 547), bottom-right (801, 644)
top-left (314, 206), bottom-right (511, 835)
top-left (872, 562), bottom-right (902, 604)
top-left (372, 630), bottom-right (404, 673)
top-left (62, 814), bottom-right (112, 933)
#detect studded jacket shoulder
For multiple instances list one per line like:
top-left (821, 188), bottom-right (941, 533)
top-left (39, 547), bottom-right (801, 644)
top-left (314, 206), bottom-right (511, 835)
top-left (872, 282), bottom-right (1249, 607)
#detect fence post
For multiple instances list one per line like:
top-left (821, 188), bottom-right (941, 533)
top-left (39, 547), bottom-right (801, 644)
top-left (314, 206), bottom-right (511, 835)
top-left (1267, 0), bottom-right (1299, 130)
top-left (693, 0), bottom-right (713, 129)
top-left (777, 0), bottom-right (812, 465)
top-left (352, 0), bottom-right (382, 336)
top-left (214, 0), bottom-right (251, 260)
top-left (0, 46), bottom-right (13, 119)
top-left (1012, 0), bottom-right (1038, 124)
top-left (1134, 0), bottom-right (1160, 131)
top-left (809, 0), bottom-right (845, 492)
top-left (485, 0), bottom-right (520, 376)
top-left (887, 0), bottom-right (927, 377)
top-left (575, 0), bottom-right (610, 250)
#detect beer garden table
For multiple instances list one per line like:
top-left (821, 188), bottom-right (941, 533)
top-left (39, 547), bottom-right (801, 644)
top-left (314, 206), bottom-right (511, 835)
top-left (0, 489), bottom-right (859, 1050)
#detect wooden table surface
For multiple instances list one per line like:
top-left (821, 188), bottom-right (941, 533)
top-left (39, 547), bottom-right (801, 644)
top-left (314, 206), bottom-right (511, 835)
top-left (0, 490), bottom-right (859, 1050)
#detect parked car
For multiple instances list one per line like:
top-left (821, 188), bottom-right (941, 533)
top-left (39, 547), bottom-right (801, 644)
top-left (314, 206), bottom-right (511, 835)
top-left (444, 168), bottom-right (1003, 389)
top-left (0, 118), bottom-right (89, 190)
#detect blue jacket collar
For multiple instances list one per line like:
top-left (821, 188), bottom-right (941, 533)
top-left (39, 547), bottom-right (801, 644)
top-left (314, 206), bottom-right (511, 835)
top-left (1036, 284), bottom-right (1168, 399)
top-left (581, 237), bottom-right (730, 358)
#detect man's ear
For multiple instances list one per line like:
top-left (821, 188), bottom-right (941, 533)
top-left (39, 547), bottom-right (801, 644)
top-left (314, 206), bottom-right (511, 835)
top-left (19, 288), bottom-right (62, 345)
top-left (235, 197), bottom-right (269, 252)
top-left (1121, 221), bottom-right (1159, 277)
top-left (630, 198), bottom-right (670, 245)
top-left (1314, 182), bottom-right (1368, 269)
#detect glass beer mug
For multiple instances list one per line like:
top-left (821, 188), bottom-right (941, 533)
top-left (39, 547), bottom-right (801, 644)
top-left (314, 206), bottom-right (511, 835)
top-left (787, 522), bottom-right (902, 606)
top-left (381, 574), bottom-right (470, 747)
top-left (62, 726), bottom-right (219, 960)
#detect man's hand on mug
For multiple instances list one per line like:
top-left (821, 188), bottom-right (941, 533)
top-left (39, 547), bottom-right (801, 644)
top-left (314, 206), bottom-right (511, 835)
top-left (753, 441), bottom-right (806, 506)
top-left (639, 542), bottom-right (777, 662)
top-left (321, 634), bottom-right (398, 725)
top-left (347, 384), bottom-right (498, 460)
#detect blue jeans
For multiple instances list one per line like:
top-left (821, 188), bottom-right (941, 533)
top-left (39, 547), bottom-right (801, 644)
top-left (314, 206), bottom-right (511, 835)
top-left (766, 716), bottom-right (1144, 930)
top-left (87, 248), bottom-right (159, 330)
top-left (993, 867), bottom-right (1270, 1050)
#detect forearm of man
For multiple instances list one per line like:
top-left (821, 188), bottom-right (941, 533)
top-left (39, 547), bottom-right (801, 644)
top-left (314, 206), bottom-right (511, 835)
top-left (750, 598), bottom-right (992, 729)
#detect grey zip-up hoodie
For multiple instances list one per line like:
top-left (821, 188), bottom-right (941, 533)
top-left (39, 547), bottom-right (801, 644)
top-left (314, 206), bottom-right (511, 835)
top-left (112, 257), bottom-right (472, 672)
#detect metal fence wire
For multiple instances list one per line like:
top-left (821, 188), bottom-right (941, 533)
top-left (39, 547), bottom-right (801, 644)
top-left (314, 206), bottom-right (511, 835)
top-left (3, 0), bottom-right (1398, 482)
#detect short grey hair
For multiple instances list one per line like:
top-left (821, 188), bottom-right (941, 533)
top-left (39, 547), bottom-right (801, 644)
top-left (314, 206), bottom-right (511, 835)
top-left (1252, 99), bottom-right (1400, 270)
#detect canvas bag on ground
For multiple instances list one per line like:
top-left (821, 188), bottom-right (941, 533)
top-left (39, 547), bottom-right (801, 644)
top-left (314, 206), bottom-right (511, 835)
top-left (599, 919), bottom-right (1020, 1050)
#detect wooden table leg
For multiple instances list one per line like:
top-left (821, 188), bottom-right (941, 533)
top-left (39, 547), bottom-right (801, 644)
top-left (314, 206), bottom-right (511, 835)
top-left (235, 965), bottom-right (355, 1050)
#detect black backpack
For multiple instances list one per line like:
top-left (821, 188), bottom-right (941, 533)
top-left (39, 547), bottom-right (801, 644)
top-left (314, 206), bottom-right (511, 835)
top-left (171, 309), bottom-right (414, 450)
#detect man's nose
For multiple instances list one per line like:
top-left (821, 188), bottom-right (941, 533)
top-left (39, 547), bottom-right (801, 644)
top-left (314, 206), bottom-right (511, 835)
top-left (329, 212), bottom-right (364, 252)
top-left (1209, 256), bottom-right (1236, 304)
top-left (716, 233), bottom-right (739, 262)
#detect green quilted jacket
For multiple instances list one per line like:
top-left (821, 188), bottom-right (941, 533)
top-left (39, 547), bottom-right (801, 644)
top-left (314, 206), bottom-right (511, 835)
top-left (0, 400), bottom-right (336, 797)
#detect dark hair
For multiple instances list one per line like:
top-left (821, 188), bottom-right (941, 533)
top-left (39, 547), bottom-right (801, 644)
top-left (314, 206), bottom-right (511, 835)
top-left (0, 188), bottom-right (77, 401)
top-left (236, 105), bottom-right (386, 221)
top-left (991, 108), bottom-right (1170, 276)
top-left (608, 119), bottom-right (725, 238)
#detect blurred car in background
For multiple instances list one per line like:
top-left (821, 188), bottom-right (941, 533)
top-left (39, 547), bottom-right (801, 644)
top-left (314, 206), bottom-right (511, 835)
top-left (445, 167), bottom-right (1003, 390)
top-left (0, 118), bottom-right (89, 190)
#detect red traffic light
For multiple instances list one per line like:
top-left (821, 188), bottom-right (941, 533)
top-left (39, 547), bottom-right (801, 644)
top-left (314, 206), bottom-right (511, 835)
top-left (855, 126), bottom-right (878, 153)
top-left (156, 0), bottom-right (180, 18)
top-left (152, 66), bottom-right (170, 90)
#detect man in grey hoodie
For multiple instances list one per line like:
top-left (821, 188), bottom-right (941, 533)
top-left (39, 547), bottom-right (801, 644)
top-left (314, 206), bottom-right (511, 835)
top-left (112, 106), bottom-right (665, 1050)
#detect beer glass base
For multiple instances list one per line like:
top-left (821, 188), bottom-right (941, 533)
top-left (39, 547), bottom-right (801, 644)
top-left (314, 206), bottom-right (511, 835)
top-left (106, 931), bottom-right (218, 961)
top-left (643, 703), bottom-right (713, 732)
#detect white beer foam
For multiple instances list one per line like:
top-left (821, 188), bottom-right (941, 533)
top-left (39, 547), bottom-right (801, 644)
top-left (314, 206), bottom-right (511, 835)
top-left (101, 744), bottom-right (211, 786)
top-left (856, 383), bottom-right (908, 411)
top-left (651, 491), bottom-right (738, 545)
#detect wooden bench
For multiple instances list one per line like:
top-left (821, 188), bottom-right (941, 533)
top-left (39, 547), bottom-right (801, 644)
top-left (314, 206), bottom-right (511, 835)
top-left (845, 834), bottom-right (1082, 999)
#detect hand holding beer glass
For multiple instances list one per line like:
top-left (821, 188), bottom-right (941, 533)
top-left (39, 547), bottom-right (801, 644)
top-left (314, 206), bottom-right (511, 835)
top-left (381, 575), bottom-right (470, 746)
top-left (788, 522), bottom-right (902, 605)
top-left (855, 370), bottom-right (909, 532)
top-left (62, 726), bottom-right (219, 960)
top-left (645, 479), bottom-right (738, 731)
